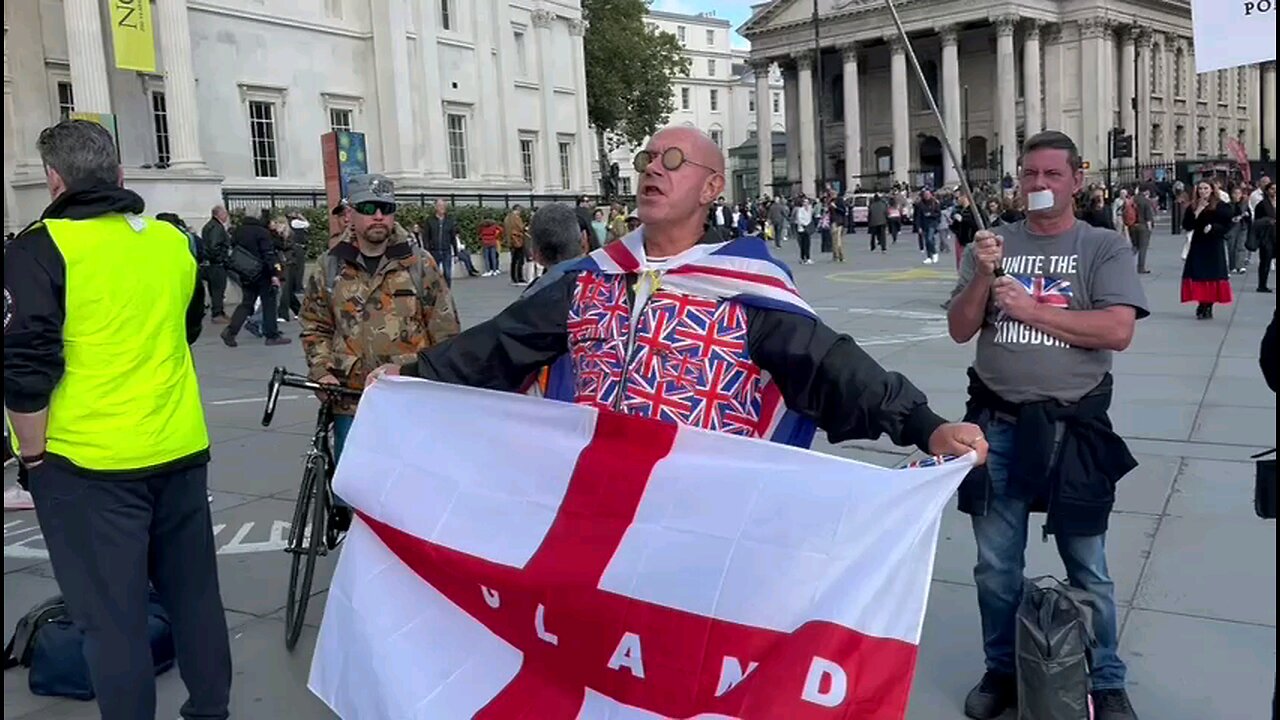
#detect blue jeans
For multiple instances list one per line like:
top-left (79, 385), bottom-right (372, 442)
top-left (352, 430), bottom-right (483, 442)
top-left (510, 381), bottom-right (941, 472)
top-left (331, 414), bottom-right (354, 508)
top-left (483, 246), bottom-right (500, 273)
top-left (921, 225), bottom-right (938, 256)
top-left (972, 419), bottom-right (1126, 690)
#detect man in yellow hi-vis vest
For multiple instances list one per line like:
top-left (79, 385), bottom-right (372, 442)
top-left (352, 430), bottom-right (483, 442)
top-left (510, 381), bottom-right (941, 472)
top-left (3, 120), bottom-right (231, 720)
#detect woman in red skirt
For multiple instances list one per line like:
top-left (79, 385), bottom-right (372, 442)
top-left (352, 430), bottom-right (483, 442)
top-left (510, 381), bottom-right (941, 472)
top-left (1181, 180), bottom-right (1234, 319)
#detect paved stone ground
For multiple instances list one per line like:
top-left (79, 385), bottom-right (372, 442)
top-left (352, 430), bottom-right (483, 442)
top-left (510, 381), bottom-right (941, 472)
top-left (4, 223), bottom-right (1275, 720)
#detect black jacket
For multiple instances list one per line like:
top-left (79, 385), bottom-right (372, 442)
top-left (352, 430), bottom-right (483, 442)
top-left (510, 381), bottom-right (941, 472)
top-left (1181, 202), bottom-right (1233, 282)
top-left (1078, 205), bottom-right (1114, 230)
top-left (232, 216), bottom-right (280, 284)
top-left (1262, 309), bottom-right (1278, 393)
top-left (401, 268), bottom-right (948, 452)
top-left (423, 215), bottom-right (459, 257)
top-left (201, 216), bottom-right (231, 264)
top-left (958, 369), bottom-right (1137, 537)
top-left (3, 186), bottom-right (205, 415)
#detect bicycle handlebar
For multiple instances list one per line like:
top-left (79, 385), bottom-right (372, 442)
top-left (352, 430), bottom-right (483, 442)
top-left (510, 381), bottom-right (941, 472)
top-left (261, 366), bottom-right (362, 427)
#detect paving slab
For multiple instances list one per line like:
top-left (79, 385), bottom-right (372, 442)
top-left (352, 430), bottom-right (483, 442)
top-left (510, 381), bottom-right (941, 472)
top-left (1191, 404), bottom-right (1279, 448)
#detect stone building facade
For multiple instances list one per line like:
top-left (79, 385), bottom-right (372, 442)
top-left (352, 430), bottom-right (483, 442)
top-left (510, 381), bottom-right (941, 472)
top-left (4, 0), bottom-right (594, 230)
top-left (740, 0), bottom-right (1277, 196)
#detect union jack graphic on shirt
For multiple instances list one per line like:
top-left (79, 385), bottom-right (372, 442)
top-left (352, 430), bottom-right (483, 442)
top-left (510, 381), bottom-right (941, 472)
top-left (1011, 274), bottom-right (1074, 308)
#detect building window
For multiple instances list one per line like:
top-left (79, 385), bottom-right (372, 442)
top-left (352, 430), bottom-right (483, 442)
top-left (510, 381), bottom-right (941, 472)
top-left (710, 129), bottom-right (722, 147)
top-left (1174, 47), bottom-right (1186, 96)
top-left (558, 140), bottom-right (573, 190)
top-left (56, 81), bottom-right (75, 120)
top-left (707, 58), bottom-right (716, 76)
top-left (329, 108), bottom-right (353, 133)
top-left (1196, 73), bottom-right (1205, 100)
top-left (1175, 124), bottom-right (1186, 153)
top-left (706, 28), bottom-right (715, 46)
top-left (709, 88), bottom-right (719, 112)
top-left (1151, 43), bottom-right (1163, 95)
top-left (151, 91), bottom-right (171, 165)
top-left (1196, 126), bottom-right (1206, 153)
top-left (440, 0), bottom-right (452, 31)
top-left (677, 25), bottom-right (686, 43)
top-left (681, 86), bottom-right (690, 110)
top-left (1237, 70), bottom-right (1248, 106)
top-left (519, 135), bottom-right (536, 185)
top-left (1217, 70), bottom-right (1228, 103)
top-left (248, 100), bottom-right (279, 178)
top-left (514, 30), bottom-right (528, 77)
top-left (446, 112), bottom-right (468, 179)
top-left (748, 90), bottom-right (756, 113)
top-left (1151, 123), bottom-right (1162, 152)
top-left (1217, 127), bottom-right (1227, 155)
top-left (620, 177), bottom-right (632, 195)
top-left (772, 91), bottom-right (781, 113)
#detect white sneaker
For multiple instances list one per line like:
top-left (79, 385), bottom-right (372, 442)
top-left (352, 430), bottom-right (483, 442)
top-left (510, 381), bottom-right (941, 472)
top-left (922, 256), bottom-right (934, 264)
top-left (930, 254), bottom-right (939, 264)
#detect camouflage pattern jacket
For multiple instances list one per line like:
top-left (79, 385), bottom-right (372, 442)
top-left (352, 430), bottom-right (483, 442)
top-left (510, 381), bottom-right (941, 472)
top-left (300, 225), bottom-right (460, 414)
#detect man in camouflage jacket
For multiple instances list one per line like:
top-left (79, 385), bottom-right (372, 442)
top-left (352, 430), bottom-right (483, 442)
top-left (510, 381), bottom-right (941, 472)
top-left (299, 174), bottom-right (460, 439)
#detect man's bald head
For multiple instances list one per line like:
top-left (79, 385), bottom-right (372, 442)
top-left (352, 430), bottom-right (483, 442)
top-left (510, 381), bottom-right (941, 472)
top-left (635, 124), bottom-right (726, 231)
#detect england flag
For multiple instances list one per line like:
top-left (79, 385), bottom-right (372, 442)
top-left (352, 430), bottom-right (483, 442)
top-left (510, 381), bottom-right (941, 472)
top-left (309, 378), bottom-right (972, 719)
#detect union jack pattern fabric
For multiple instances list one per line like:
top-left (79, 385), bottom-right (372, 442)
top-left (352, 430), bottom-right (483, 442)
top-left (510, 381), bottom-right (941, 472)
top-left (1011, 273), bottom-right (1074, 307)
top-left (567, 275), bottom-right (783, 440)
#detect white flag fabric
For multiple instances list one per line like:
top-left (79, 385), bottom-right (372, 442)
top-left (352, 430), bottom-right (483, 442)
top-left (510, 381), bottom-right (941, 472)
top-left (1190, 0), bottom-right (1276, 73)
top-left (309, 378), bottom-right (972, 720)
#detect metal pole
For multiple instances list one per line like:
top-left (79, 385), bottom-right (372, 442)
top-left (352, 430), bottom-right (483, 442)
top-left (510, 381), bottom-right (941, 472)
top-left (880, 0), bottom-right (985, 228)
top-left (812, 0), bottom-right (826, 194)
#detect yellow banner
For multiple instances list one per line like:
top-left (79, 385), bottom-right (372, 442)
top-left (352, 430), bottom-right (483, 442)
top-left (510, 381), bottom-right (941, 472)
top-left (109, 0), bottom-right (156, 73)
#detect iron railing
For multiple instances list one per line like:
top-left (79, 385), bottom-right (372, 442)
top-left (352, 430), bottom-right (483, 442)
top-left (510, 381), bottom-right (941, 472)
top-left (221, 189), bottom-right (636, 213)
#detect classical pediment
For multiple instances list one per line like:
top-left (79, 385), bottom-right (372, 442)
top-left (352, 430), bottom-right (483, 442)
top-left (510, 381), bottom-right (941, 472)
top-left (740, 0), bottom-right (899, 36)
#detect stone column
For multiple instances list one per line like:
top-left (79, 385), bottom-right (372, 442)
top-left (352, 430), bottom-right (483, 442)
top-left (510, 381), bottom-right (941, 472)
top-left (889, 37), bottom-right (910, 186)
top-left (840, 44), bottom-right (862, 186)
top-left (782, 61), bottom-right (801, 189)
top-left (568, 18), bottom-right (594, 192)
top-left (491, 0), bottom-right (522, 182)
top-left (1263, 62), bottom-right (1277, 160)
top-left (1022, 21), bottom-right (1043, 136)
top-left (1079, 19), bottom-right (1108, 171)
top-left (751, 59), bottom-right (774, 197)
top-left (532, 9), bottom-right (560, 191)
top-left (371, 0), bottom-right (416, 175)
top-left (1135, 31), bottom-right (1153, 162)
top-left (63, 0), bottom-right (111, 112)
top-left (154, 0), bottom-right (205, 169)
top-left (414, 1), bottom-right (449, 179)
top-left (1043, 25), bottom-right (1063, 131)
top-left (1119, 27), bottom-right (1137, 166)
top-left (939, 26), bottom-right (961, 185)
top-left (795, 52), bottom-right (817, 196)
top-left (994, 15), bottom-right (1018, 175)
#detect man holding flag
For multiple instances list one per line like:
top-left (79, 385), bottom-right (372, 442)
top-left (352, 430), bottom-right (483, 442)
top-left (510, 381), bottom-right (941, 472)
top-left (370, 125), bottom-right (986, 461)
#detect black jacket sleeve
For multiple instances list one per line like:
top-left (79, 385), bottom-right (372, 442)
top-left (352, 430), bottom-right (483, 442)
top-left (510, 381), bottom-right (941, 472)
top-left (744, 307), bottom-right (947, 452)
top-left (401, 270), bottom-right (576, 388)
top-left (1262, 309), bottom-right (1278, 394)
top-left (3, 227), bottom-right (66, 413)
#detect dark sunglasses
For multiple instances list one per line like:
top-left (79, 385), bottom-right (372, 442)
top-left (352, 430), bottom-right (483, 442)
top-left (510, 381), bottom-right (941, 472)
top-left (633, 147), bottom-right (718, 174)
top-left (353, 201), bottom-right (396, 216)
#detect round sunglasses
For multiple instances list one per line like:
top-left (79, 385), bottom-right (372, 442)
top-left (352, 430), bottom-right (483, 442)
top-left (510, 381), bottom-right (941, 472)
top-left (632, 147), bottom-right (719, 174)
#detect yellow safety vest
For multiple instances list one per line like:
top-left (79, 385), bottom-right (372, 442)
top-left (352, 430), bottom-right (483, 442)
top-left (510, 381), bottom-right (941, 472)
top-left (42, 214), bottom-right (209, 471)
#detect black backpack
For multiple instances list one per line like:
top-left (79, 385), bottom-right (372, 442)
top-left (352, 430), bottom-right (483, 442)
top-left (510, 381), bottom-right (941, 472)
top-left (3, 592), bottom-right (175, 700)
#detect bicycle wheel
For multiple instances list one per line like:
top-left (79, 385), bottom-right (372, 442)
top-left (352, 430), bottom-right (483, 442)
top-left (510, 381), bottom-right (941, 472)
top-left (284, 452), bottom-right (328, 651)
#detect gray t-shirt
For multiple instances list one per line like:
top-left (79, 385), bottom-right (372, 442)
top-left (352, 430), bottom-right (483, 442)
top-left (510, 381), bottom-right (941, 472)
top-left (951, 219), bottom-right (1149, 403)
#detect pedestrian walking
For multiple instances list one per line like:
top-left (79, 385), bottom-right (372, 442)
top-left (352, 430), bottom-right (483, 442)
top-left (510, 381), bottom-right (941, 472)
top-left (3, 119), bottom-right (232, 720)
top-left (200, 205), bottom-right (232, 322)
top-left (1181, 180), bottom-right (1235, 320)
top-left (946, 130), bottom-right (1147, 720)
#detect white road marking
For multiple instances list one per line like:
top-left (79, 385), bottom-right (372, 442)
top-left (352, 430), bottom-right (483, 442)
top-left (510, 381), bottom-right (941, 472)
top-left (4, 519), bottom-right (293, 560)
top-left (209, 394), bottom-right (302, 406)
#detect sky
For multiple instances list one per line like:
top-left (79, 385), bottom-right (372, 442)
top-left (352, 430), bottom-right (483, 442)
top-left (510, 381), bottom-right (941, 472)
top-left (649, 0), bottom-right (763, 49)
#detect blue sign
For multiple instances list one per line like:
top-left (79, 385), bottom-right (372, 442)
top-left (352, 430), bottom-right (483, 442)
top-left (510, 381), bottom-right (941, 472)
top-left (336, 131), bottom-right (368, 197)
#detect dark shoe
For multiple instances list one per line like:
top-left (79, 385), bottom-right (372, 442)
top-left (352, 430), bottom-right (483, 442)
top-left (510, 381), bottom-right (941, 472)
top-left (1260, 287), bottom-right (1274, 293)
top-left (211, 314), bottom-right (230, 324)
top-left (963, 671), bottom-right (1016, 719)
top-left (264, 335), bottom-right (292, 346)
top-left (1206, 305), bottom-right (1214, 319)
top-left (1138, 269), bottom-right (1151, 274)
top-left (219, 329), bottom-right (237, 347)
top-left (245, 319), bottom-right (262, 338)
top-left (1092, 688), bottom-right (1138, 720)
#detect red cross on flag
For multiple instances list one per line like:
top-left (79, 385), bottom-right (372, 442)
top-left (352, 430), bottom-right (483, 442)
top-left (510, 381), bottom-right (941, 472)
top-left (309, 378), bottom-right (973, 719)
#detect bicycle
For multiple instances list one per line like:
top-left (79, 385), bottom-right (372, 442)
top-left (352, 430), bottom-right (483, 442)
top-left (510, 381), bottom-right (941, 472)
top-left (261, 365), bottom-right (361, 651)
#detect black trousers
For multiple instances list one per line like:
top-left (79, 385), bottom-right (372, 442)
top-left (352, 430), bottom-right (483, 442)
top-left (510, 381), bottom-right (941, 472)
top-left (1259, 243), bottom-right (1274, 291)
top-left (797, 231), bottom-right (811, 261)
top-left (278, 269), bottom-right (303, 321)
top-left (869, 225), bottom-right (887, 251)
top-left (29, 462), bottom-right (231, 720)
top-left (510, 246), bottom-right (527, 284)
top-left (227, 281), bottom-right (279, 339)
top-left (201, 264), bottom-right (227, 317)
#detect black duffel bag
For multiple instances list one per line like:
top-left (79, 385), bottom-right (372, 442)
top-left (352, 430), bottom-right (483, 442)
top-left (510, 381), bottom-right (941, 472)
top-left (226, 242), bottom-right (265, 284)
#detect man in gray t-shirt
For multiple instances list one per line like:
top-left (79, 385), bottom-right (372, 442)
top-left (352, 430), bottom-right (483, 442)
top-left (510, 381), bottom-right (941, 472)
top-left (947, 131), bottom-right (1146, 720)
top-left (952, 219), bottom-right (1149, 403)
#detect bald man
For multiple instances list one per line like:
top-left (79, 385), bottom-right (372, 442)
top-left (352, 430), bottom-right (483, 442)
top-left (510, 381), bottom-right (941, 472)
top-left (370, 125), bottom-right (987, 461)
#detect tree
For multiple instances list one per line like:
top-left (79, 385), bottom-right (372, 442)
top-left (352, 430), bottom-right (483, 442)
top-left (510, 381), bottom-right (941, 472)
top-left (582, 0), bottom-right (690, 198)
